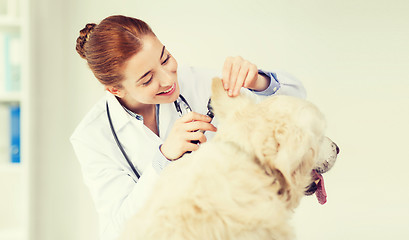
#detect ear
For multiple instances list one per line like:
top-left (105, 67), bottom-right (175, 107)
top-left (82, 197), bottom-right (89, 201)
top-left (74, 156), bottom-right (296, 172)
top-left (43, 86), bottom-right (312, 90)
top-left (210, 77), bottom-right (253, 120)
top-left (105, 85), bottom-right (125, 98)
top-left (251, 102), bottom-right (320, 192)
top-left (252, 123), bottom-right (317, 203)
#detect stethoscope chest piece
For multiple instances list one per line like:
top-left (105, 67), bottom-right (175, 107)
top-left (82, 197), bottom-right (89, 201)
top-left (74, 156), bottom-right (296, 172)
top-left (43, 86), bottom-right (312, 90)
top-left (174, 94), bottom-right (192, 117)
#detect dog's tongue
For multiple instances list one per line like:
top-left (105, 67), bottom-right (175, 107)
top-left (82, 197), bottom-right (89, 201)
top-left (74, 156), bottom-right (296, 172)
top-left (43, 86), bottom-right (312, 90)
top-left (313, 171), bottom-right (327, 205)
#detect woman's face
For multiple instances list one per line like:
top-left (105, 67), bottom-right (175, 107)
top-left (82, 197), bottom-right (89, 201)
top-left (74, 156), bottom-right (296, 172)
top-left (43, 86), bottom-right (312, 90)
top-left (113, 35), bottom-right (179, 110)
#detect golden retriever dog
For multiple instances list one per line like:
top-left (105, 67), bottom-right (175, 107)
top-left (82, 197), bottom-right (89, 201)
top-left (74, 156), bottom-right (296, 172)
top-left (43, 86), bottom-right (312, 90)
top-left (120, 78), bottom-right (338, 240)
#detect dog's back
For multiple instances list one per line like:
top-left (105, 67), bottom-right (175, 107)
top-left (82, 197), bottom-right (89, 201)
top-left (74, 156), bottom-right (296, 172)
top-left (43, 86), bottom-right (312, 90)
top-left (121, 142), bottom-right (294, 240)
top-left (120, 78), bottom-right (329, 240)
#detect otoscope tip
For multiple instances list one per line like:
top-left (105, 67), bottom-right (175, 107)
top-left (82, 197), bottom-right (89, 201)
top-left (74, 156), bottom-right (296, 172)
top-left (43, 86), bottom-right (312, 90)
top-left (206, 98), bottom-right (214, 118)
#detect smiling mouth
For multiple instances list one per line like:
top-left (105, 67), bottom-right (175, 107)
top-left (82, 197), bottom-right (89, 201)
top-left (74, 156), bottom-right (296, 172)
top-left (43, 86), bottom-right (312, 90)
top-left (157, 83), bottom-right (175, 95)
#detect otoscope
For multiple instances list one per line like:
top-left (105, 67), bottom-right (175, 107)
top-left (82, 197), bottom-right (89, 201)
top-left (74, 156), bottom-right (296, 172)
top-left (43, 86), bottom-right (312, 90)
top-left (191, 98), bottom-right (214, 143)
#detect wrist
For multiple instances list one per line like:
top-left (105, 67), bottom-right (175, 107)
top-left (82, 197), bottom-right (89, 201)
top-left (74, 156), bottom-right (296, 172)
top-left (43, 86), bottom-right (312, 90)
top-left (159, 144), bottom-right (179, 161)
top-left (249, 73), bottom-right (270, 92)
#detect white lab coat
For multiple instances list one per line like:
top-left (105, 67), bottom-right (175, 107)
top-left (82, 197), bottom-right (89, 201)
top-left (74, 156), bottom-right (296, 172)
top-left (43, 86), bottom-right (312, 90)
top-left (70, 65), bottom-right (306, 240)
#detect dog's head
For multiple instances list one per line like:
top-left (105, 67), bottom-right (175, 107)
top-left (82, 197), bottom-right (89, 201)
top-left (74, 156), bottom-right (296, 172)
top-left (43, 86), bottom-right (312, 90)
top-left (210, 77), bottom-right (338, 208)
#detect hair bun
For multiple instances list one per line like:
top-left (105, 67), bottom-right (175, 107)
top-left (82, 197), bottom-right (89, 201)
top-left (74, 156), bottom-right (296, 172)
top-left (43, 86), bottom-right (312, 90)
top-left (76, 23), bottom-right (96, 59)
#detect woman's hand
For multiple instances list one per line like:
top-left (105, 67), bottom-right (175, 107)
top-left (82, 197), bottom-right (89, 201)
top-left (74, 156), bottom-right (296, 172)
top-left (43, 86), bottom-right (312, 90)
top-left (160, 112), bottom-right (217, 160)
top-left (222, 56), bottom-right (270, 97)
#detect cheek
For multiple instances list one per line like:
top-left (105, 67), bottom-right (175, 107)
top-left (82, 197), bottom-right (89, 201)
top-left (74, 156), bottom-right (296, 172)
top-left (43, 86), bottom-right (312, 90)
top-left (168, 57), bottom-right (178, 72)
top-left (126, 85), bottom-right (158, 102)
top-left (143, 86), bottom-right (161, 99)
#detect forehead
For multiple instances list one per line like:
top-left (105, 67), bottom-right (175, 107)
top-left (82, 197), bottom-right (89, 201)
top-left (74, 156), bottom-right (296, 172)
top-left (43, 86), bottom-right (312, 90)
top-left (122, 35), bottom-right (164, 80)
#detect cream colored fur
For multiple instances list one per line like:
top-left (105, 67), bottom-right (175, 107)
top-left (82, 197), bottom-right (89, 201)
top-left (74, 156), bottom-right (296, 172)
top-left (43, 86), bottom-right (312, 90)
top-left (120, 78), bottom-right (327, 240)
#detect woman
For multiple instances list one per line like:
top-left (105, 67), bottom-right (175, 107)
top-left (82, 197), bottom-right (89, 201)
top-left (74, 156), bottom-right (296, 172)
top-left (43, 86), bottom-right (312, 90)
top-left (71, 15), bottom-right (306, 240)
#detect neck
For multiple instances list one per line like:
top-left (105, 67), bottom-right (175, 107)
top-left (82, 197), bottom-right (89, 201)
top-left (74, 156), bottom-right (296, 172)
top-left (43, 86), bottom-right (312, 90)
top-left (117, 97), bottom-right (159, 136)
top-left (214, 138), bottom-right (288, 202)
top-left (117, 97), bottom-right (155, 116)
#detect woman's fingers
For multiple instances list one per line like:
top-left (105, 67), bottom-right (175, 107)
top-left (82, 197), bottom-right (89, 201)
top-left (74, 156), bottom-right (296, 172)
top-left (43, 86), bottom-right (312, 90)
top-left (222, 57), bottom-right (233, 90)
top-left (176, 112), bottom-right (216, 134)
top-left (185, 142), bottom-right (200, 152)
top-left (228, 57), bottom-right (242, 94)
top-left (243, 63), bottom-right (258, 88)
top-left (188, 131), bottom-right (208, 143)
top-left (178, 111), bottom-right (213, 123)
top-left (161, 111), bottom-right (216, 160)
top-left (184, 120), bottom-right (217, 133)
top-left (233, 66), bottom-right (248, 96)
top-left (222, 56), bottom-right (259, 97)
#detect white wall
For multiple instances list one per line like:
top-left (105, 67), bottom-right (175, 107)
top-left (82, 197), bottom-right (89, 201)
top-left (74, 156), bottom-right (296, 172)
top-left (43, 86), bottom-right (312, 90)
top-left (30, 0), bottom-right (409, 239)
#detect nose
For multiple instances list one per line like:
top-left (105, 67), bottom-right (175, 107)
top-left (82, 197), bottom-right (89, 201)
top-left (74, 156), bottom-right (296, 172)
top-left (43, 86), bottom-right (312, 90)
top-left (158, 68), bottom-right (174, 86)
top-left (333, 142), bottom-right (340, 154)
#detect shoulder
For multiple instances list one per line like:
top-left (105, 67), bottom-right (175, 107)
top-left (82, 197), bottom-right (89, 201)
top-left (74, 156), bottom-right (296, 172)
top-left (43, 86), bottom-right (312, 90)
top-left (178, 64), bottom-right (221, 85)
top-left (178, 64), bottom-right (221, 97)
top-left (70, 96), bottom-right (108, 144)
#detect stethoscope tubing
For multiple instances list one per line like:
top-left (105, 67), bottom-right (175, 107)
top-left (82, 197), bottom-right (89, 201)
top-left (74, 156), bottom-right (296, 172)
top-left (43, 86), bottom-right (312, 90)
top-left (106, 101), bottom-right (141, 180)
top-left (106, 94), bottom-right (192, 180)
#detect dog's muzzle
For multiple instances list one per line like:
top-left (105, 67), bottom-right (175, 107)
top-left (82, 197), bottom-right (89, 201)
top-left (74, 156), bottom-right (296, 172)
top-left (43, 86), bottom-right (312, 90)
top-left (305, 137), bottom-right (339, 204)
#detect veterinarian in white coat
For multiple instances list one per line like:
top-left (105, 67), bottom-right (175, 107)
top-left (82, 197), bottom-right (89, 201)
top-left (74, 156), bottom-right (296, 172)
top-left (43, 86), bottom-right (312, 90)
top-left (70, 15), bottom-right (306, 240)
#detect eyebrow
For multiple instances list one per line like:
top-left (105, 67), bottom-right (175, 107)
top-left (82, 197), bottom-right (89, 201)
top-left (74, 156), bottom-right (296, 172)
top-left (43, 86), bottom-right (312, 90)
top-left (137, 45), bottom-right (166, 82)
top-left (160, 45), bottom-right (165, 59)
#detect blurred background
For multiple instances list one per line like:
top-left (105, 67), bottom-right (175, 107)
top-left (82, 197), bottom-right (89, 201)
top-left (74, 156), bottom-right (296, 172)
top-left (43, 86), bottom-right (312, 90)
top-left (2, 0), bottom-right (409, 239)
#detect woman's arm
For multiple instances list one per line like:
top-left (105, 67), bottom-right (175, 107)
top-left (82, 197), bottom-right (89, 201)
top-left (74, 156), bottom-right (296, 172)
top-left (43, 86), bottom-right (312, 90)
top-left (221, 56), bottom-right (306, 99)
top-left (254, 69), bottom-right (307, 98)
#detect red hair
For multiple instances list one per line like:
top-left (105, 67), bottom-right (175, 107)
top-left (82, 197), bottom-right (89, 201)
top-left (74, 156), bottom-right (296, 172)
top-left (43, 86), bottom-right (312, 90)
top-left (76, 15), bottom-right (155, 86)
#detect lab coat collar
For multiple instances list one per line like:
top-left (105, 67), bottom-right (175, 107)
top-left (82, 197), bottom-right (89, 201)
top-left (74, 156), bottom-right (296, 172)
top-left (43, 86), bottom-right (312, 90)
top-left (158, 101), bottom-right (173, 139)
top-left (105, 91), bottom-right (141, 132)
top-left (105, 90), bottom-right (179, 139)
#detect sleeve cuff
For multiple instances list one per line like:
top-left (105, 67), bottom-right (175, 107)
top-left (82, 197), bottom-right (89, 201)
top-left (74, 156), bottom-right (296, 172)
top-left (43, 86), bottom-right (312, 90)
top-left (250, 69), bottom-right (281, 96)
top-left (152, 144), bottom-right (171, 173)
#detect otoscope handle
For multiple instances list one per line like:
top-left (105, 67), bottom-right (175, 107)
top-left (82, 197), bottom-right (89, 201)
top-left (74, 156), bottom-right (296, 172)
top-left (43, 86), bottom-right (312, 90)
top-left (189, 98), bottom-right (214, 147)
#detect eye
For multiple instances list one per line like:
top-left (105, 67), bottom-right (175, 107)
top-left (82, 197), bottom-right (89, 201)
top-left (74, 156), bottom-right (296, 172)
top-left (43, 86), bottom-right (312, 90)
top-left (142, 76), bottom-right (153, 86)
top-left (161, 54), bottom-right (171, 65)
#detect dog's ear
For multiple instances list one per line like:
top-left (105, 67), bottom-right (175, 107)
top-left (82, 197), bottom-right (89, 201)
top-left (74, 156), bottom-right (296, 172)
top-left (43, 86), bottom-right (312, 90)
top-left (210, 77), bottom-right (253, 121)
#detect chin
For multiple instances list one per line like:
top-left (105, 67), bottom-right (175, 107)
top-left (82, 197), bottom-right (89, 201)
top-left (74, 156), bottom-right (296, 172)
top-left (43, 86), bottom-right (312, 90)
top-left (172, 85), bottom-right (180, 101)
top-left (167, 84), bottom-right (179, 103)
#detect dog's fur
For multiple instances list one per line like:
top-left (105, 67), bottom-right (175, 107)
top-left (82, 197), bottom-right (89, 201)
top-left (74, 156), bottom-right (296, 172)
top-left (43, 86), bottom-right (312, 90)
top-left (120, 78), bottom-right (328, 240)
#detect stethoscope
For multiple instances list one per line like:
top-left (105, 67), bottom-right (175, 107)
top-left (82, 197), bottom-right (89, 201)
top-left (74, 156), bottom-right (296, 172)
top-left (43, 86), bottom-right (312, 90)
top-left (106, 94), bottom-right (212, 180)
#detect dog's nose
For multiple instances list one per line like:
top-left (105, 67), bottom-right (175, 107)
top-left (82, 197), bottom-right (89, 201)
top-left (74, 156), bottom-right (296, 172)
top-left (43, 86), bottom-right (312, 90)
top-left (334, 142), bottom-right (340, 154)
